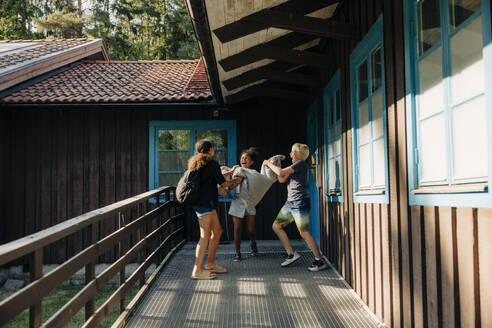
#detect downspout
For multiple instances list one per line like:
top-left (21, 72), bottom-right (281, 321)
top-left (186, 0), bottom-right (225, 107)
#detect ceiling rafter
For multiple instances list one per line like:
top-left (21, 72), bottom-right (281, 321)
top-left (213, 0), bottom-right (340, 43)
top-left (225, 83), bottom-right (310, 104)
top-left (250, 10), bottom-right (356, 40)
top-left (220, 44), bottom-right (331, 72)
top-left (222, 65), bottom-right (320, 91)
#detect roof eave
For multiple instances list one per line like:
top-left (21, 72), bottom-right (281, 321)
top-left (186, 0), bottom-right (225, 107)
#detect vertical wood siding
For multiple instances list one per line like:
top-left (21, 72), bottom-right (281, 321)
top-left (1, 102), bottom-right (305, 262)
top-left (316, 1), bottom-right (492, 327)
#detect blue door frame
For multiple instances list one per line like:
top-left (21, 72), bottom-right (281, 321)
top-left (307, 102), bottom-right (321, 244)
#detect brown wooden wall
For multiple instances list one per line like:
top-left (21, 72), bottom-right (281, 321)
top-left (314, 1), bottom-right (492, 328)
top-left (0, 102), bottom-right (304, 263)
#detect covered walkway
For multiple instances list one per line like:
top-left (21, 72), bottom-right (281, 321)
top-left (125, 240), bottom-right (382, 328)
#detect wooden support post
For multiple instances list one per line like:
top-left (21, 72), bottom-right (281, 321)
top-left (29, 249), bottom-right (43, 328)
top-left (85, 224), bottom-right (97, 321)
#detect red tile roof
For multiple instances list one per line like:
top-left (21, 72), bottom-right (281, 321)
top-left (0, 58), bottom-right (212, 104)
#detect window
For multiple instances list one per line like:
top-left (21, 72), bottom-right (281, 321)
top-left (350, 16), bottom-right (389, 203)
top-left (404, 0), bottom-right (492, 207)
top-left (149, 120), bottom-right (237, 190)
top-left (323, 70), bottom-right (344, 202)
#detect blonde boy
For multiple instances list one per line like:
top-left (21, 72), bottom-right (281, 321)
top-left (263, 143), bottom-right (328, 271)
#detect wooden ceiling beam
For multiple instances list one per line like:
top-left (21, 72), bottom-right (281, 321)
top-left (252, 10), bottom-right (356, 40)
top-left (225, 84), bottom-right (309, 104)
top-left (213, 0), bottom-right (339, 43)
top-left (220, 44), bottom-right (331, 71)
top-left (223, 66), bottom-right (320, 91)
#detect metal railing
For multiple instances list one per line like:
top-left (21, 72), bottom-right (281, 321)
top-left (0, 186), bottom-right (185, 328)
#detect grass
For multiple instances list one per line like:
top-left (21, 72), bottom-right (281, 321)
top-left (5, 283), bottom-right (140, 328)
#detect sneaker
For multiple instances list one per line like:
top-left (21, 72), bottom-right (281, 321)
top-left (250, 242), bottom-right (258, 256)
top-left (233, 253), bottom-right (241, 262)
top-left (281, 252), bottom-right (301, 267)
top-left (308, 259), bottom-right (329, 272)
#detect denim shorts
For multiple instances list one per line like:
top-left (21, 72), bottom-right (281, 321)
top-left (193, 206), bottom-right (213, 217)
top-left (274, 198), bottom-right (310, 232)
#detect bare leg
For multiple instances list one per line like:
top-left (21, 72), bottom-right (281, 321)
top-left (233, 216), bottom-right (242, 254)
top-left (299, 231), bottom-right (322, 258)
top-left (272, 222), bottom-right (294, 254)
top-left (193, 214), bottom-right (212, 275)
top-left (205, 210), bottom-right (222, 267)
top-left (245, 215), bottom-right (256, 242)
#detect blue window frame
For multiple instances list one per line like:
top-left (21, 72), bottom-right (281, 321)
top-left (148, 120), bottom-right (237, 191)
top-left (323, 69), bottom-right (344, 202)
top-left (350, 15), bottom-right (389, 204)
top-left (404, 0), bottom-right (492, 208)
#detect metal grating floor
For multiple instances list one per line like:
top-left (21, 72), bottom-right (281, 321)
top-left (125, 240), bottom-right (382, 328)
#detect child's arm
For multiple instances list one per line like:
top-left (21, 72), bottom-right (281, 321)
top-left (223, 165), bottom-right (240, 178)
top-left (262, 160), bottom-right (294, 183)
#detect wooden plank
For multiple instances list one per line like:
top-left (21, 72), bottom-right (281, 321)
top-left (29, 249), bottom-right (42, 328)
top-left (456, 208), bottom-right (476, 327)
top-left (374, 203), bottom-right (383, 320)
top-left (222, 66), bottom-right (320, 90)
top-left (354, 203), bottom-right (361, 296)
top-left (219, 44), bottom-right (332, 71)
top-left (367, 203), bottom-right (375, 312)
top-left (249, 10), bottom-right (357, 40)
top-left (439, 207), bottom-right (455, 328)
top-left (411, 206), bottom-right (425, 328)
top-left (56, 111), bottom-right (68, 261)
top-left (361, 204), bottom-right (368, 304)
top-left (226, 84), bottom-right (309, 104)
top-left (478, 208), bottom-right (492, 327)
top-left (217, 33), bottom-right (319, 71)
top-left (381, 204), bottom-right (392, 327)
top-left (212, 0), bottom-right (336, 42)
top-left (424, 206), bottom-right (438, 328)
top-left (25, 110), bottom-right (38, 237)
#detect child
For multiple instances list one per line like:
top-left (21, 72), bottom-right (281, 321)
top-left (262, 143), bottom-right (328, 271)
top-left (227, 147), bottom-right (259, 261)
top-left (189, 139), bottom-right (239, 280)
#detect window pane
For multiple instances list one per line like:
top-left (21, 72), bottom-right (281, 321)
top-left (358, 102), bottom-right (370, 144)
top-left (358, 60), bottom-right (368, 102)
top-left (329, 158), bottom-right (342, 191)
top-left (419, 114), bottom-right (447, 183)
top-left (373, 139), bottom-right (386, 187)
top-left (450, 16), bottom-right (484, 105)
top-left (158, 130), bottom-right (190, 150)
top-left (196, 130), bottom-right (228, 148)
top-left (418, 47), bottom-right (444, 118)
top-left (452, 95), bottom-right (487, 181)
top-left (214, 150), bottom-right (228, 166)
top-left (328, 127), bottom-right (335, 158)
top-left (336, 122), bottom-right (342, 156)
top-left (158, 151), bottom-right (189, 171)
top-left (359, 144), bottom-right (371, 188)
top-left (329, 95), bottom-right (335, 125)
top-left (372, 92), bottom-right (384, 139)
top-left (335, 90), bottom-right (341, 121)
top-left (450, 0), bottom-right (481, 30)
top-left (372, 46), bottom-right (382, 92)
top-left (159, 173), bottom-right (182, 187)
top-left (418, 0), bottom-right (441, 56)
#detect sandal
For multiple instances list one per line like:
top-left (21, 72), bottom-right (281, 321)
top-left (204, 264), bottom-right (227, 273)
top-left (191, 270), bottom-right (216, 280)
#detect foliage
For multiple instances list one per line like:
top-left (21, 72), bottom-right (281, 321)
top-left (0, 0), bottom-right (200, 60)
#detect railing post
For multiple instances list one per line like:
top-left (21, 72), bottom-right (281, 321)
top-left (118, 212), bottom-right (126, 313)
top-left (29, 249), bottom-right (42, 328)
top-left (85, 223), bottom-right (97, 320)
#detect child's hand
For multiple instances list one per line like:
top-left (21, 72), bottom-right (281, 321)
top-left (232, 165), bottom-right (240, 171)
top-left (262, 160), bottom-right (270, 167)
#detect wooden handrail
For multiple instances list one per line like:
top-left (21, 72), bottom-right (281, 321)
top-left (0, 186), bottom-right (171, 266)
top-left (0, 186), bottom-right (184, 328)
